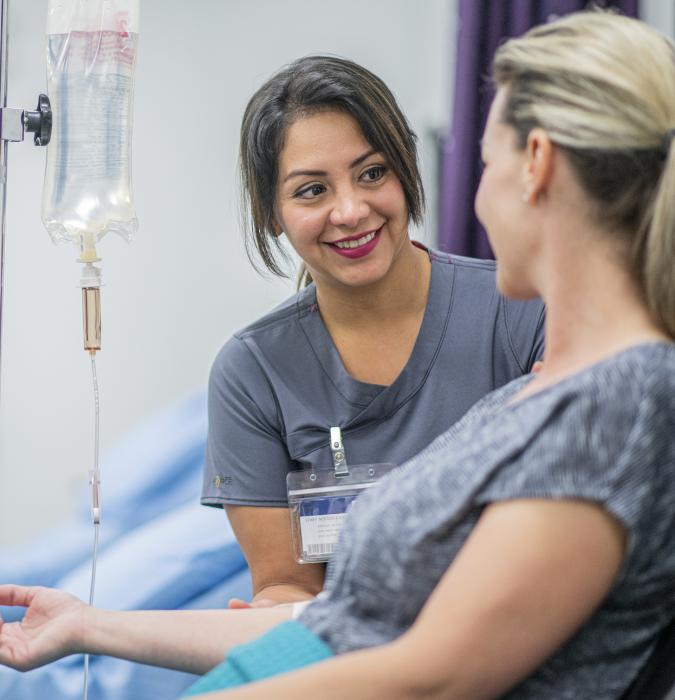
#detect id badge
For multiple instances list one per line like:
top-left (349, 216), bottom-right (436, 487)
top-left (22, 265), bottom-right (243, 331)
top-left (287, 460), bottom-right (396, 564)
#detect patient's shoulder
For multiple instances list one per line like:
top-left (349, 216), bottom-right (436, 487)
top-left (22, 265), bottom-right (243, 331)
top-left (479, 342), bottom-right (675, 533)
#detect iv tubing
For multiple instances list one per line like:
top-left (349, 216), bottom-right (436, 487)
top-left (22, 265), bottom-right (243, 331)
top-left (0, 0), bottom-right (10, 404)
top-left (83, 351), bottom-right (101, 700)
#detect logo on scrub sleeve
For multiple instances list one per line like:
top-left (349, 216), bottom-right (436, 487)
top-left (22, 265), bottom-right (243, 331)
top-left (213, 475), bottom-right (232, 489)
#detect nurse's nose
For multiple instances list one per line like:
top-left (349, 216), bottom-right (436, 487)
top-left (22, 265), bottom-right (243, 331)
top-left (328, 187), bottom-right (370, 229)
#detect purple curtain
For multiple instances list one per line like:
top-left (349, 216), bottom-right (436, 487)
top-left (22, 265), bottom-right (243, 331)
top-left (438, 0), bottom-right (639, 259)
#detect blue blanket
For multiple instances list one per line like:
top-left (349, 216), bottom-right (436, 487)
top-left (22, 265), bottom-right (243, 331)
top-left (0, 392), bottom-right (253, 700)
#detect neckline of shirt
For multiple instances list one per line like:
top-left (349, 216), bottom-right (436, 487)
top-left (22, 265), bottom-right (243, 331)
top-left (296, 248), bottom-right (455, 421)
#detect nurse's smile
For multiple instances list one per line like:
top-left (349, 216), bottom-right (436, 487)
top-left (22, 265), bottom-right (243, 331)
top-left (328, 227), bottom-right (382, 259)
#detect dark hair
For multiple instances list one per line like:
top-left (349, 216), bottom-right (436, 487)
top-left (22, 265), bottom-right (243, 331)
top-left (239, 55), bottom-right (425, 281)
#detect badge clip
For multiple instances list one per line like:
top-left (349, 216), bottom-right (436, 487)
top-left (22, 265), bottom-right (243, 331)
top-left (330, 426), bottom-right (349, 476)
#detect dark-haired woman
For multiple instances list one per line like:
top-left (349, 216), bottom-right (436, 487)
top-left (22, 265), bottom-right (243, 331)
top-left (201, 55), bottom-right (544, 608)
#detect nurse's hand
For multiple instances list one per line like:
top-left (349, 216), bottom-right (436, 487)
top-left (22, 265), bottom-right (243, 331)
top-left (227, 597), bottom-right (276, 609)
top-left (0, 585), bottom-right (85, 671)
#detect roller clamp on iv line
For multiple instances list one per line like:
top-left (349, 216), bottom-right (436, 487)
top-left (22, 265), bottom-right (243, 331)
top-left (287, 427), bottom-right (397, 564)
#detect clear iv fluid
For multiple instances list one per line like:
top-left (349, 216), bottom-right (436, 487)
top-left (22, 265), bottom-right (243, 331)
top-left (42, 31), bottom-right (139, 247)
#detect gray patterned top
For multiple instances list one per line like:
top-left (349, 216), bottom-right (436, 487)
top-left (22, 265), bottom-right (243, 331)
top-left (298, 342), bottom-right (675, 699)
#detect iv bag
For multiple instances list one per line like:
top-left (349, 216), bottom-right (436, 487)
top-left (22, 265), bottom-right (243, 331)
top-left (42, 0), bottom-right (140, 253)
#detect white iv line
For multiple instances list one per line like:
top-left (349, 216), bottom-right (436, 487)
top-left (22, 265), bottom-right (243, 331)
top-left (83, 352), bottom-right (102, 700)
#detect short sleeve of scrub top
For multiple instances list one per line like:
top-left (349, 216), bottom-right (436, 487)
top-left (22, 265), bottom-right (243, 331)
top-left (201, 249), bottom-right (546, 509)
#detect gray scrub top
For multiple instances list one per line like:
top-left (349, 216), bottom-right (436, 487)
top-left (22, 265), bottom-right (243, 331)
top-left (298, 342), bottom-right (675, 699)
top-left (201, 248), bottom-right (545, 508)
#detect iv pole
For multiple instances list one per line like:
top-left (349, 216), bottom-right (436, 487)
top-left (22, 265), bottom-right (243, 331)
top-left (0, 0), bottom-right (10, 401)
top-left (0, 0), bottom-right (51, 403)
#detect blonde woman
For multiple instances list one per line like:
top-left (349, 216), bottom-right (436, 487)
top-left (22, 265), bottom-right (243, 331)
top-left (1, 10), bottom-right (674, 699)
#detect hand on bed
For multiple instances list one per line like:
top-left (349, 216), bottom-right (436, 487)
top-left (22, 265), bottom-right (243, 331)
top-left (0, 584), bottom-right (85, 671)
top-left (227, 597), bottom-right (277, 609)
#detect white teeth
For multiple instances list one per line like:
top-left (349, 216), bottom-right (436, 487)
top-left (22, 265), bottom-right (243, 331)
top-left (335, 231), bottom-right (376, 249)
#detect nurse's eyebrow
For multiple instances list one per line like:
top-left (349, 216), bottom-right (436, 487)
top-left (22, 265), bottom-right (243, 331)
top-left (283, 168), bottom-right (326, 182)
top-left (349, 148), bottom-right (378, 168)
top-left (283, 148), bottom-right (380, 183)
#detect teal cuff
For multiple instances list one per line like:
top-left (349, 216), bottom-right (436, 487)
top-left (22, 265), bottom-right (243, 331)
top-left (181, 620), bottom-right (334, 696)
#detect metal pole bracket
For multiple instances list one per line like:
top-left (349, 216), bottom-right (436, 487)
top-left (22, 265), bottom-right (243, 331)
top-left (0, 93), bottom-right (51, 145)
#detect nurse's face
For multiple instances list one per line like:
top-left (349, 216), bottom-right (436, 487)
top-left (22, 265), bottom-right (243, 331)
top-left (275, 110), bottom-right (410, 291)
top-left (475, 88), bottom-right (540, 299)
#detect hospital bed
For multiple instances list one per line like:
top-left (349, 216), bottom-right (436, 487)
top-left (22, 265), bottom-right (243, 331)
top-left (0, 392), bottom-right (252, 700)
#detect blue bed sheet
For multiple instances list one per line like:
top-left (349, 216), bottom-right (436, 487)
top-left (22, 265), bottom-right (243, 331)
top-left (0, 391), bottom-right (253, 699)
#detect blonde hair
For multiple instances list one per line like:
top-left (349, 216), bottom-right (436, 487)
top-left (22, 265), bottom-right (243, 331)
top-left (493, 10), bottom-right (675, 338)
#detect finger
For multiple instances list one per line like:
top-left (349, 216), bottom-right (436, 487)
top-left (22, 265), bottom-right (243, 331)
top-left (531, 360), bottom-right (544, 373)
top-left (0, 585), bottom-right (36, 608)
top-left (227, 598), bottom-right (252, 609)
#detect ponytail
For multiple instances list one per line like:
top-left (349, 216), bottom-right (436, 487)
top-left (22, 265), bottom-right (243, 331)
top-left (644, 139), bottom-right (675, 338)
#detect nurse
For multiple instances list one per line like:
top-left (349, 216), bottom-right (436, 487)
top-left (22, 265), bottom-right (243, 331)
top-left (202, 56), bottom-right (544, 606)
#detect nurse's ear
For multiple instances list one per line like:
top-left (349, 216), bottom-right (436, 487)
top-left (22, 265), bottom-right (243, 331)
top-left (521, 128), bottom-right (553, 205)
top-left (271, 222), bottom-right (283, 237)
top-left (270, 208), bottom-right (284, 237)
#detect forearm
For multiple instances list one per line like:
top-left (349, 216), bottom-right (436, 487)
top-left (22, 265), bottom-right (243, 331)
top-left (225, 505), bottom-right (326, 605)
top-left (84, 605), bottom-right (293, 675)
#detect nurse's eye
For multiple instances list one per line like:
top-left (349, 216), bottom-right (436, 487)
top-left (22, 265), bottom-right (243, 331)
top-left (360, 164), bottom-right (387, 183)
top-left (295, 183), bottom-right (326, 200)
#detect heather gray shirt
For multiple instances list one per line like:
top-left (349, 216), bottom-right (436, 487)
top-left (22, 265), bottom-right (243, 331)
top-left (299, 342), bottom-right (675, 699)
top-left (202, 250), bottom-right (545, 507)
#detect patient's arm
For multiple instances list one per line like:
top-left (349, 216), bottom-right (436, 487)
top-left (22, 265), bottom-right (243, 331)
top-left (194, 498), bottom-right (625, 700)
top-left (397, 498), bottom-right (626, 698)
top-left (225, 505), bottom-right (325, 605)
top-left (0, 585), bottom-right (291, 675)
top-left (0, 499), bottom-right (625, 697)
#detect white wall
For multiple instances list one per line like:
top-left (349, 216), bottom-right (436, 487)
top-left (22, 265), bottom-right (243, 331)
top-left (641, 0), bottom-right (675, 38)
top-left (0, 0), bottom-right (455, 545)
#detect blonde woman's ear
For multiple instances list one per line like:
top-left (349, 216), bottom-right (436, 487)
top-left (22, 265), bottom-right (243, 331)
top-left (522, 128), bottom-right (553, 204)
